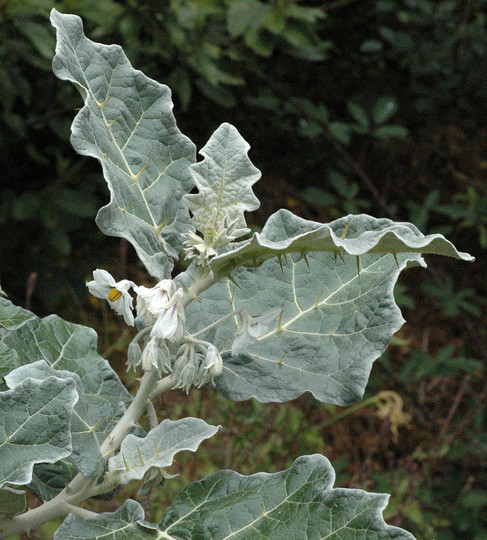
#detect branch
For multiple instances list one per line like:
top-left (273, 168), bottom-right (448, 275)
top-left (0, 498), bottom-right (71, 538)
top-left (182, 267), bottom-right (215, 307)
top-left (0, 370), bottom-right (160, 538)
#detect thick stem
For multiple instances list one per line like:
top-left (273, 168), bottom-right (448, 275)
top-left (0, 498), bottom-right (71, 538)
top-left (149, 375), bottom-right (175, 400)
top-left (100, 369), bottom-right (159, 456)
top-left (182, 268), bottom-right (215, 308)
top-left (64, 505), bottom-right (99, 520)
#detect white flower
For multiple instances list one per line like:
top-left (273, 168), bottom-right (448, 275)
top-left (86, 269), bottom-right (135, 326)
top-left (204, 344), bottom-right (223, 377)
top-left (135, 280), bottom-right (186, 341)
top-left (231, 308), bottom-right (281, 355)
top-left (135, 279), bottom-right (176, 325)
top-left (151, 296), bottom-right (185, 341)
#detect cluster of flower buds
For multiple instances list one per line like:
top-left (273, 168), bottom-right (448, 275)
top-left (182, 212), bottom-right (245, 266)
top-left (171, 342), bottom-right (223, 393)
top-left (86, 269), bottom-right (279, 392)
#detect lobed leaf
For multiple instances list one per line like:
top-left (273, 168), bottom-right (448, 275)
top-left (158, 454), bottom-right (415, 539)
top-left (50, 9), bottom-right (196, 279)
top-left (0, 297), bottom-right (131, 480)
top-left (107, 418), bottom-right (221, 486)
top-left (6, 361), bottom-right (126, 478)
top-left (54, 456), bottom-right (414, 539)
top-left (0, 376), bottom-right (77, 488)
top-left (54, 500), bottom-right (155, 539)
top-left (183, 122), bottom-right (261, 240)
top-left (185, 212), bottom-right (473, 404)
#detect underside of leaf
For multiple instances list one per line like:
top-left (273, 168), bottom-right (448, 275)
top-left (210, 210), bottom-right (474, 278)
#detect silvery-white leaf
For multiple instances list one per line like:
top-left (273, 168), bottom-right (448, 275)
top-left (51, 9), bottom-right (196, 279)
top-left (107, 418), bottom-right (220, 485)
top-left (0, 377), bottom-right (78, 487)
top-left (0, 487), bottom-right (26, 519)
top-left (0, 296), bottom-right (35, 332)
top-left (54, 456), bottom-right (414, 539)
top-left (185, 212), bottom-right (473, 404)
top-left (0, 306), bottom-right (131, 400)
top-left (209, 209), bottom-right (473, 278)
top-left (183, 122), bottom-right (260, 239)
top-left (158, 454), bottom-right (415, 539)
top-left (0, 298), bottom-right (131, 480)
top-left (6, 361), bottom-right (125, 478)
top-left (54, 500), bottom-right (154, 539)
top-left (0, 342), bottom-right (20, 387)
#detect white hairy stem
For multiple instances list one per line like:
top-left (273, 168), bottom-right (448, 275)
top-left (182, 268), bottom-right (215, 307)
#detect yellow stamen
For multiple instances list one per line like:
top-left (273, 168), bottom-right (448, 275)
top-left (108, 287), bottom-right (122, 302)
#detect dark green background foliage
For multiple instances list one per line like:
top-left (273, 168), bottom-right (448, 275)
top-left (1, 1), bottom-right (486, 538)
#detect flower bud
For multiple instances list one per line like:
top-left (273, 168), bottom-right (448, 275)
top-left (141, 338), bottom-right (160, 372)
top-left (140, 338), bottom-right (171, 374)
top-left (172, 345), bottom-right (198, 394)
top-left (127, 341), bottom-right (142, 372)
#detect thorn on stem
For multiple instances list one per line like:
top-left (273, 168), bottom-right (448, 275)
top-left (227, 274), bottom-right (240, 289)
